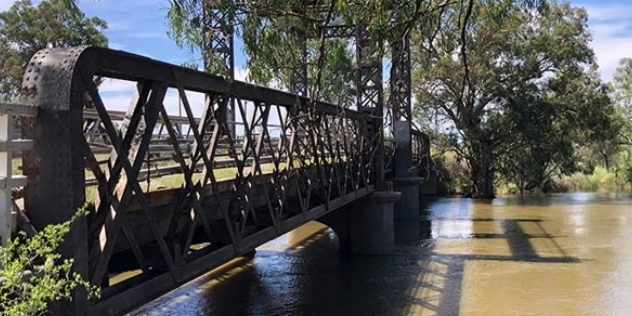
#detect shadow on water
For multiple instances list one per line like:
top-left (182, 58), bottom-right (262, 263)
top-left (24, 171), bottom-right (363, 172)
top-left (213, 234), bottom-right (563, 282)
top-left (129, 195), bottom-right (591, 316)
top-left (378, 197), bottom-right (583, 316)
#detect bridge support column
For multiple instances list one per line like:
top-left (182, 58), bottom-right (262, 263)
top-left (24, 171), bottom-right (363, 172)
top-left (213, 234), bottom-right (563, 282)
top-left (349, 189), bottom-right (401, 254)
top-left (392, 177), bottom-right (424, 245)
top-left (392, 177), bottom-right (423, 221)
top-left (420, 173), bottom-right (437, 197)
top-left (22, 49), bottom-right (89, 315)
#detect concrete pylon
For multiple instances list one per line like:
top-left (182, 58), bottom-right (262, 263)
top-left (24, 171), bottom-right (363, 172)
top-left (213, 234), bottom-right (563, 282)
top-left (349, 189), bottom-right (401, 254)
top-left (392, 177), bottom-right (423, 221)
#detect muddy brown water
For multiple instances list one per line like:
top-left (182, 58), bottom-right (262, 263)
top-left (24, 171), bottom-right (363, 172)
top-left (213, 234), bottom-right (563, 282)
top-left (129, 192), bottom-right (632, 316)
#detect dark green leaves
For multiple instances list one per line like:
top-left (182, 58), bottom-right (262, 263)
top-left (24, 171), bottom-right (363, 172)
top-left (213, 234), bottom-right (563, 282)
top-left (0, 0), bottom-right (108, 100)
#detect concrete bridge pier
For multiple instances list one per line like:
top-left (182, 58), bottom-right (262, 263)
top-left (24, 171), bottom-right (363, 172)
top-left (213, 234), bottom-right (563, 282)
top-left (392, 177), bottom-right (424, 244)
top-left (420, 173), bottom-right (437, 197)
top-left (350, 190), bottom-right (401, 254)
top-left (317, 189), bottom-right (401, 255)
top-left (392, 177), bottom-right (423, 221)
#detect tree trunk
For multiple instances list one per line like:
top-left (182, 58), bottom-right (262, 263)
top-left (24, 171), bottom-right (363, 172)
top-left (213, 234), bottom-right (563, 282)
top-left (471, 166), bottom-right (495, 198)
top-left (469, 140), bottom-right (496, 199)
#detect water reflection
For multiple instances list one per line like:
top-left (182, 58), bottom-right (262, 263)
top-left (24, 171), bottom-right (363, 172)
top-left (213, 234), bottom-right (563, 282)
top-left (130, 192), bottom-right (632, 316)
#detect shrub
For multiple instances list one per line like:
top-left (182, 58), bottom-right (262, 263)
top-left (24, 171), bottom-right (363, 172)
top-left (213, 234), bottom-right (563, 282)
top-left (0, 208), bottom-right (98, 316)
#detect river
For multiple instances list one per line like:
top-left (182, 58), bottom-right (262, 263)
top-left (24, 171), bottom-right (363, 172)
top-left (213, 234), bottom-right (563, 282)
top-left (129, 192), bottom-right (632, 316)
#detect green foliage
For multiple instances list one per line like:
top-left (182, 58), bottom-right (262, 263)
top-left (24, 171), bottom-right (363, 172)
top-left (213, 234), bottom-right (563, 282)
top-left (0, 207), bottom-right (99, 316)
top-left (557, 167), bottom-right (622, 192)
top-left (167, 0), bottom-right (362, 100)
top-left (613, 58), bottom-right (632, 119)
top-left (0, 0), bottom-right (108, 99)
top-left (432, 150), bottom-right (471, 195)
top-left (413, 1), bottom-right (616, 197)
top-left (164, 0), bottom-right (626, 198)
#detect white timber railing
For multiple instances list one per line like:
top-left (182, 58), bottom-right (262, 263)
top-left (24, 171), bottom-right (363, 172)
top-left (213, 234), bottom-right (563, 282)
top-left (0, 103), bottom-right (37, 246)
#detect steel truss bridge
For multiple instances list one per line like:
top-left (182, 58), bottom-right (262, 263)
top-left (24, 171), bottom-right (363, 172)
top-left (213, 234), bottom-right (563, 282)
top-left (0, 6), bottom-right (435, 316)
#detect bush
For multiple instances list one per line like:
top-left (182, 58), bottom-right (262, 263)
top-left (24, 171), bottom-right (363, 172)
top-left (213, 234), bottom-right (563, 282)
top-left (0, 208), bottom-right (98, 316)
top-left (557, 167), bottom-right (622, 192)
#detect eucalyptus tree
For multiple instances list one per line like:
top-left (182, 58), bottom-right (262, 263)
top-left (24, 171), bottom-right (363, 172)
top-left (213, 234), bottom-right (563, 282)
top-left (613, 58), bottom-right (632, 119)
top-left (412, 1), bottom-right (615, 197)
top-left (0, 0), bottom-right (107, 100)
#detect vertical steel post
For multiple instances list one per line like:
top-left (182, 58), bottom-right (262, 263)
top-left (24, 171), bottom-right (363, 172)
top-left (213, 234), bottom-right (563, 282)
top-left (205, 1), bottom-right (236, 136)
top-left (356, 23), bottom-right (385, 189)
top-left (391, 34), bottom-right (413, 177)
top-left (21, 48), bottom-right (89, 314)
top-left (290, 1), bottom-right (309, 97)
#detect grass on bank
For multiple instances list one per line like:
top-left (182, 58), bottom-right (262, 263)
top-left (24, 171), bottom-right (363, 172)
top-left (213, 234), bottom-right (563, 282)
top-left (495, 167), bottom-right (629, 196)
top-left (11, 157), bottom-right (285, 202)
top-left (556, 167), bottom-right (628, 192)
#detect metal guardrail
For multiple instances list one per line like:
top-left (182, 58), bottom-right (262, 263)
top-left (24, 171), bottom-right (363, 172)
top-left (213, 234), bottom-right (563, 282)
top-left (411, 129), bottom-right (431, 176)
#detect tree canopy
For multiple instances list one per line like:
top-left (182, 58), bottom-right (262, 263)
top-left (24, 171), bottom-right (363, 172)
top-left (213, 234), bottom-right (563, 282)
top-left (0, 0), bottom-right (108, 100)
top-left (168, 1), bottom-right (545, 98)
top-left (412, 1), bottom-right (617, 197)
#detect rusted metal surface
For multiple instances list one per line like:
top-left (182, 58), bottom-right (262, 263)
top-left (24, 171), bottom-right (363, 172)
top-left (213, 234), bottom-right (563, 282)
top-left (22, 47), bottom-right (91, 315)
top-left (15, 7), bottom-right (423, 315)
top-left (391, 35), bottom-right (412, 123)
top-left (204, 1), bottom-right (236, 137)
top-left (390, 33), bottom-right (414, 178)
top-left (22, 46), bottom-right (378, 316)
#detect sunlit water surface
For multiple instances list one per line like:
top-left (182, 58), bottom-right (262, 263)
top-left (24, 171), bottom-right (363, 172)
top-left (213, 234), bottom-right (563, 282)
top-left (129, 192), bottom-right (632, 316)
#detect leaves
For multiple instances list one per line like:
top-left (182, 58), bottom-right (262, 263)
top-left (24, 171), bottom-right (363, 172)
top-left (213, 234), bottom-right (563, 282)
top-left (0, 207), bottom-right (99, 316)
top-left (413, 1), bottom-right (616, 195)
top-left (0, 0), bottom-right (108, 100)
top-left (166, 0), bottom-right (454, 100)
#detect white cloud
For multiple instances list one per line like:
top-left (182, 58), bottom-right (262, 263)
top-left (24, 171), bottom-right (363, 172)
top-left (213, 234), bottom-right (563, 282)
top-left (581, 3), bottom-right (632, 82)
top-left (0, 0), bottom-right (17, 12)
top-left (99, 78), bottom-right (136, 94)
top-left (105, 21), bottom-right (130, 32)
top-left (125, 32), bottom-right (168, 39)
top-left (583, 4), bottom-right (632, 22)
top-left (235, 67), bottom-right (250, 82)
top-left (591, 34), bottom-right (632, 81)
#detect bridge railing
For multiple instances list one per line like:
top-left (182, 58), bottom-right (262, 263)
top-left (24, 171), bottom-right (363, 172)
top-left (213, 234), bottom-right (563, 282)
top-left (411, 129), bottom-right (431, 176)
top-left (0, 103), bottom-right (36, 245)
top-left (20, 46), bottom-right (378, 314)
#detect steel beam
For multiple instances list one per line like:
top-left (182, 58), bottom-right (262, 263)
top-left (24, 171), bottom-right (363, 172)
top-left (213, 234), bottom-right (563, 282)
top-left (356, 23), bottom-right (385, 189)
top-left (21, 47), bottom-right (90, 314)
top-left (390, 34), bottom-right (413, 177)
top-left (204, 2), bottom-right (236, 137)
top-left (289, 1), bottom-right (308, 97)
